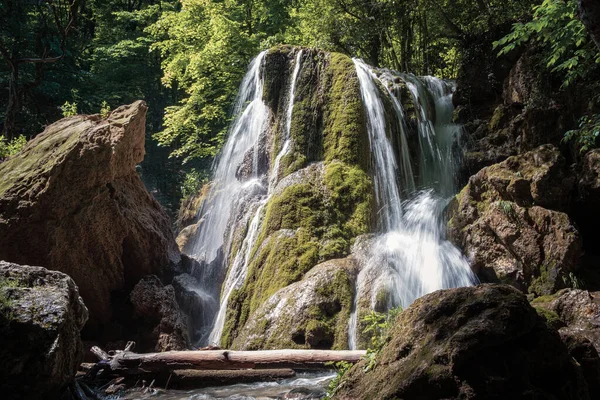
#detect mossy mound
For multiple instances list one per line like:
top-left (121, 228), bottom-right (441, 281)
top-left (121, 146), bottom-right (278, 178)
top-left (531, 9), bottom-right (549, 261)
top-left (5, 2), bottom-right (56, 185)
top-left (229, 259), bottom-right (355, 350)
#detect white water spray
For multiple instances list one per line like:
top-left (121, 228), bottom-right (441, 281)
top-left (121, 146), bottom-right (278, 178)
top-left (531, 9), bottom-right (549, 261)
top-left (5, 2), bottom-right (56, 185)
top-left (206, 50), bottom-right (305, 344)
top-left (348, 60), bottom-right (477, 349)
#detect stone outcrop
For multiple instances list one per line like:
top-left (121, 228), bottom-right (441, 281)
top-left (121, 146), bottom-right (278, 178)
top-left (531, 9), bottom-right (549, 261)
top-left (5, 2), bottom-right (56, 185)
top-left (448, 145), bottom-right (582, 295)
top-left (0, 261), bottom-right (88, 399)
top-left (229, 258), bottom-right (355, 350)
top-left (533, 289), bottom-right (600, 352)
top-left (129, 275), bottom-right (189, 351)
top-left (0, 101), bottom-right (181, 333)
top-left (334, 284), bottom-right (590, 400)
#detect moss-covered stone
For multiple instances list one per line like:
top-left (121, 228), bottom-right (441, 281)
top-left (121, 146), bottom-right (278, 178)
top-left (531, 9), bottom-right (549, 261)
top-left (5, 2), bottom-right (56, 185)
top-left (229, 259), bottom-right (355, 350)
top-left (217, 47), bottom-right (377, 347)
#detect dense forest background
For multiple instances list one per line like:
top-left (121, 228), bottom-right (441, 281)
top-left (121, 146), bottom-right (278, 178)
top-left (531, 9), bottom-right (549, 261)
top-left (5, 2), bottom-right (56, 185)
top-left (1, 0), bottom-right (599, 215)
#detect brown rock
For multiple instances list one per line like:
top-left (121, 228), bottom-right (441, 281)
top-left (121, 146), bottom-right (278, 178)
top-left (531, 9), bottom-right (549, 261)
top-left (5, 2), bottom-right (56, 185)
top-left (334, 284), bottom-right (589, 400)
top-left (448, 145), bottom-right (581, 295)
top-left (540, 289), bottom-right (600, 352)
top-left (0, 261), bottom-right (88, 399)
top-left (129, 275), bottom-right (188, 352)
top-left (0, 102), bottom-right (180, 332)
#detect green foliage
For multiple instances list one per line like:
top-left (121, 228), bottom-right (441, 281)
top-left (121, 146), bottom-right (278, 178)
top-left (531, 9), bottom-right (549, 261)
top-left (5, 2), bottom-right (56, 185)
top-left (0, 135), bottom-right (27, 160)
top-left (181, 168), bottom-right (208, 199)
top-left (325, 360), bottom-right (353, 399)
top-left (61, 101), bottom-right (78, 117)
top-left (362, 306), bottom-right (402, 372)
top-left (494, 0), bottom-right (600, 86)
top-left (100, 101), bottom-right (111, 119)
top-left (563, 114), bottom-right (600, 153)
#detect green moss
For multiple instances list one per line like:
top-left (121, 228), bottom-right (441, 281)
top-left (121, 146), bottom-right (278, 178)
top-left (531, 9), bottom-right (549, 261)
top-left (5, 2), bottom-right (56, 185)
top-left (322, 53), bottom-right (368, 168)
top-left (489, 106), bottom-right (506, 131)
top-left (0, 118), bottom-right (91, 197)
top-left (529, 262), bottom-right (557, 296)
top-left (534, 306), bottom-right (563, 329)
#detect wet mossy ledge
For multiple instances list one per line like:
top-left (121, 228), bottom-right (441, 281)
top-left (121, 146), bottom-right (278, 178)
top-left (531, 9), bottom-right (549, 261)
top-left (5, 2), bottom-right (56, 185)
top-left (204, 47), bottom-right (377, 348)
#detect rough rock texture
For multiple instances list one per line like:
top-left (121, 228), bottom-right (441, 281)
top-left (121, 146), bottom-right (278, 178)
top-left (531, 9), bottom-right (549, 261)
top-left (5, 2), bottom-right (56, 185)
top-left (129, 275), bottom-right (188, 351)
top-left (448, 145), bottom-right (582, 295)
top-left (175, 182), bottom-right (212, 251)
top-left (533, 289), bottom-right (600, 352)
top-left (334, 284), bottom-right (590, 400)
top-left (560, 330), bottom-right (600, 399)
top-left (0, 101), bottom-right (180, 332)
top-left (230, 258), bottom-right (355, 350)
top-left (455, 45), bottom-right (584, 181)
top-left (0, 261), bottom-right (88, 399)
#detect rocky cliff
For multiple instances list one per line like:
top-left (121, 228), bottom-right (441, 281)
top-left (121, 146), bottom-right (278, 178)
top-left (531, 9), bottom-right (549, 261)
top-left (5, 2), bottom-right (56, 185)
top-left (0, 101), bottom-right (185, 348)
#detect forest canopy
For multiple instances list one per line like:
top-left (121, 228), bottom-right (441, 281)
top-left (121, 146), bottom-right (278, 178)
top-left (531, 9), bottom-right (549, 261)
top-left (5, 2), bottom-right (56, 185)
top-left (1, 0), bottom-right (599, 207)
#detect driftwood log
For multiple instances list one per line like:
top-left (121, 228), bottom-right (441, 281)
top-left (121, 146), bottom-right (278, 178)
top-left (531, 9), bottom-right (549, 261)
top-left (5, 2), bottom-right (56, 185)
top-left (89, 344), bottom-right (366, 376)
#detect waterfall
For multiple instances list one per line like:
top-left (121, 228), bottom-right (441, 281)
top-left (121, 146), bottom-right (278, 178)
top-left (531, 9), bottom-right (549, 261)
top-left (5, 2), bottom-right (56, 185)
top-left (195, 50), bottom-right (304, 345)
top-left (348, 60), bottom-right (477, 349)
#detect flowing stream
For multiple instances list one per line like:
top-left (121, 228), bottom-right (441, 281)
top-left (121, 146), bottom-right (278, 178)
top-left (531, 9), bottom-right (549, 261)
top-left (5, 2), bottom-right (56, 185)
top-left (348, 60), bottom-right (477, 349)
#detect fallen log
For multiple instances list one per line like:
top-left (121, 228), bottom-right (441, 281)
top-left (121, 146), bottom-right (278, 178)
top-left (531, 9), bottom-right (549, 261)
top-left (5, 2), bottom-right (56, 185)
top-left (91, 347), bottom-right (366, 375)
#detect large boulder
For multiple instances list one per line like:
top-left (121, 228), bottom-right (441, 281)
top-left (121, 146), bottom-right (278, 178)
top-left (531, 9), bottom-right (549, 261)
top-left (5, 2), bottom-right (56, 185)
top-left (448, 145), bottom-right (582, 295)
top-left (334, 284), bottom-right (590, 400)
top-left (0, 101), bottom-right (180, 333)
top-left (229, 258), bottom-right (355, 350)
top-left (0, 261), bottom-right (88, 399)
top-left (129, 275), bottom-right (189, 351)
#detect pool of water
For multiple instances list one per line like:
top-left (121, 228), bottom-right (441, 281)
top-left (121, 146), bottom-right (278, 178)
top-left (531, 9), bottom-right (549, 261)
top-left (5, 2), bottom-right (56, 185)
top-left (117, 372), bottom-right (335, 400)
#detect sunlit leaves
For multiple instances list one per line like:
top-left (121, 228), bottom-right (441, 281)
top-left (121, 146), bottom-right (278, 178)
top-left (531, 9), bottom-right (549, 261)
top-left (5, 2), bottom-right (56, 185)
top-left (494, 0), bottom-right (600, 86)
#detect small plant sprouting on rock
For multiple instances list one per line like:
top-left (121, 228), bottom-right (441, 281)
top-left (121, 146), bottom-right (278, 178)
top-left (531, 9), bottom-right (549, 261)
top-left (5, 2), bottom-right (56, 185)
top-left (563, 271), bottom-right (584, 290)
top-left (100, 101), bottom-right (111, 118)
top-left (325, 360), bottom-right (353, 399)
top-left (0, 135), bottom-right (27, 160)
top-left (498, 200), bottom-right (518, 220)
top-left (61, 101), bottom-right (78, 117)
top-left (362, 306), bottom-right (403, 372)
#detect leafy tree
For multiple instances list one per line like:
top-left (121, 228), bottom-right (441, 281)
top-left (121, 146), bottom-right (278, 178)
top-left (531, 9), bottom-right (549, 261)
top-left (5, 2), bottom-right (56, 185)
top-left (494, 0), bottom-right (600, 87)
top-left (0, 0), bottom-right (81, 138)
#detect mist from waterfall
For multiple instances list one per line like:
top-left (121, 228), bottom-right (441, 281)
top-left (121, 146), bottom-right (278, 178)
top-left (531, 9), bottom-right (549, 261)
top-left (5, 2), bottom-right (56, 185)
top-left (348, 60), bottom-right (477, 349)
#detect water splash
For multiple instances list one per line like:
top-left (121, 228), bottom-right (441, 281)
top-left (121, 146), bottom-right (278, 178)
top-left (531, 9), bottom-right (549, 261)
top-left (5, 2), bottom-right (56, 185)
top-left (204, 50), bottom-right (304, 345)
top-left (348, 60), bottom-right (477, 349)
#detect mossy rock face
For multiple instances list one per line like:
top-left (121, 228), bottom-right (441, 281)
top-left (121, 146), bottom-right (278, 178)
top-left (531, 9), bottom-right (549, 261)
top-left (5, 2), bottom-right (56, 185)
top-left (220, 161), bottom-right (373, 347)
top-left (0, 261), bottom-right (88, 399)
top-left (216, 47), bottom-right (377, 348)
top-left (230, 258), bottom-right (355, 350)
top-left (448, 145), bottom-right (581, 296)
top-left (334, 284), bottom-right (589, 399)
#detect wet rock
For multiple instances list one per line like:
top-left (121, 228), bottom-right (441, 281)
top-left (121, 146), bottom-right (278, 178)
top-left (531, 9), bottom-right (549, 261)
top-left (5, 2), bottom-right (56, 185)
top-left (231, 259), bottom-right (355, 350)
top-left (534, 289), bottom-right (600, 352)
top-left (284, 387), bottom-right (326, 399)
top-left (448, 145), bottom-right (581, 295)
top-left (172, 272), bottom-right (219, 344)
top-left (334, 284), bottom-right (589, 400)
top-left (129, 275), bottom-right (188, 351)
top-left (0, 261), bottom-right (88, 399)
top-left (0, 102), bottom-right (180, 333)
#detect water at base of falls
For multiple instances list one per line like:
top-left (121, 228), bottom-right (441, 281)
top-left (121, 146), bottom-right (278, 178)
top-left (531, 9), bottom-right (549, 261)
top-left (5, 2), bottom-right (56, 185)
top-left (348, 60), bottom-right (478, 349)
top-left (118, 372), bottom-right (335, 400)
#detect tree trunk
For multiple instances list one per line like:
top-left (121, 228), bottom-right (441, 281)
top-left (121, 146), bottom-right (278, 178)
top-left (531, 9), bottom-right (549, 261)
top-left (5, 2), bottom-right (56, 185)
top-left (92, 348), bottom-right (367, 375)
top-left (579, 0), bottom-right (600, 51)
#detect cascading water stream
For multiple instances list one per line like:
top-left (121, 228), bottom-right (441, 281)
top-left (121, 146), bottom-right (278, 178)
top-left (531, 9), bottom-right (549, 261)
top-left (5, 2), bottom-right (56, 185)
top-left (348, 60), bottom-right (477, 349)
top-left (206, 50), bottom-right (304, 344)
